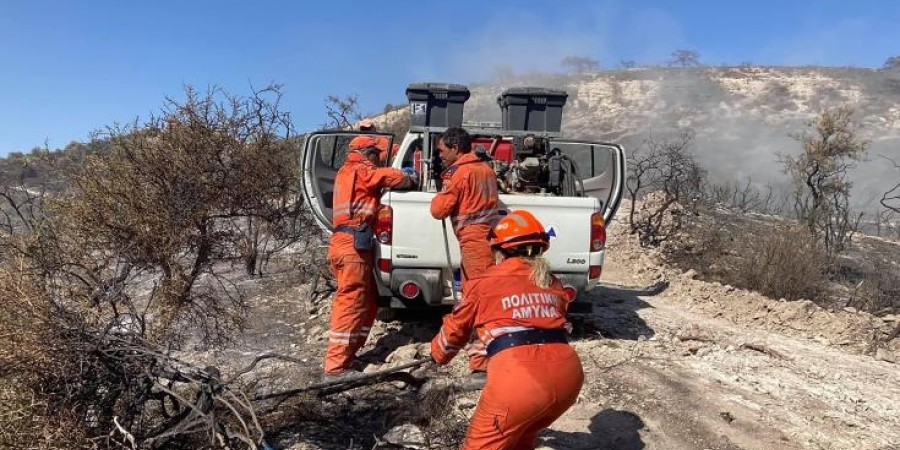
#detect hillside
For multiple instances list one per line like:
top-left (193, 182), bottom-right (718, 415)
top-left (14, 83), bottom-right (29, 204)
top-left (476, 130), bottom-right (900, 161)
top-left (4, 66), bottom-right (899, 209)
top-left (458, 66), bottom-right (900, 210)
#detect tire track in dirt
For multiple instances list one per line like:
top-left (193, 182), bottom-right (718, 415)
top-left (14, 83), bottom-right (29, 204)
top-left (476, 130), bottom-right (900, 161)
top-left (541, 232), bottom-right (900, 450)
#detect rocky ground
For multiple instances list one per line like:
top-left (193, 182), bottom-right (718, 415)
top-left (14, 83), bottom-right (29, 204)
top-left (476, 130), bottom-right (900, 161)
top-left (181, 222), bottom-right (900, 450)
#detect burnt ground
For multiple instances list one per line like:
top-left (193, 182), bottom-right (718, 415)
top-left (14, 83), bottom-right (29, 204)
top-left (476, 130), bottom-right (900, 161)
top-left (178, 225), bottom-right (900, 450)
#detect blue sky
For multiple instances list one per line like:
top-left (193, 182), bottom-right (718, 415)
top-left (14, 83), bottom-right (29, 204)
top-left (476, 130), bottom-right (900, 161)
top-left (1, 0), bottom-right (899, 156)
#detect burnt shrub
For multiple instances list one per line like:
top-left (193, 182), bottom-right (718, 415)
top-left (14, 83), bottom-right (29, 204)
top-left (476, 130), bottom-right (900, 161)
top-left (667, 212), bottom-right (828, 302)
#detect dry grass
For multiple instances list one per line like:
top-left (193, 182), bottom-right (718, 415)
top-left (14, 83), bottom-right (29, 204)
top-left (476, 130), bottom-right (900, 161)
top-left (666, 205), bottom-right (900, 316)
top-left (0, 378), bottom-right (91, 450)
top-left (731, 224), bottom-right (829, 301)
top-left (667, 213), bottom-right (828, 302)
top-left (836, 253), bottom-right (900, 315)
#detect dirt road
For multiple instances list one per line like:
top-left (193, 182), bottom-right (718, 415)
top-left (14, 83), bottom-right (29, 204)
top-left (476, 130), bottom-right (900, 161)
top-left (534, 232), bottom-right (900, 450)
top-left (541, 283), bottom-right (899, 449)
top-left (186, 228), bottom-right (899, 449)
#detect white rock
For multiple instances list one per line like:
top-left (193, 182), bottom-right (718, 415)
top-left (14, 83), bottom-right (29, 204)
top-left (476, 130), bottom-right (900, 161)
top-left (382, 424), bottom-right (426, 449)
top-left (876, 348), bottom-right (896, 364)
top-left (457, 397), bottom-right (478, 410)
top-left (386, 344), bottom-right (420, 363)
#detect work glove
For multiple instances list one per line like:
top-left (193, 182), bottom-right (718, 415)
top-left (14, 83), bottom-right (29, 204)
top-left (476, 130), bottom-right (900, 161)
top-left (401, 166), bottom-right (420, 186)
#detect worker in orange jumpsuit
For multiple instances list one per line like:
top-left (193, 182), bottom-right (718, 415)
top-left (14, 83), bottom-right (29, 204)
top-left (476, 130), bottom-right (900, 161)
top-left (359, 118), bottom-right (400, 165)
top-left (324, 135), bottom-right (417, 378)
top-left (430, 127), bottom-right (501, 375)
top-left (429, 210), bottom-right (584, 450)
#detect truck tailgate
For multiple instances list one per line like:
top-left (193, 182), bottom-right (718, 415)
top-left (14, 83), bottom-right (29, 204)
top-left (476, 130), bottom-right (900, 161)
top-left (385, 191), bottom-right (601, 272)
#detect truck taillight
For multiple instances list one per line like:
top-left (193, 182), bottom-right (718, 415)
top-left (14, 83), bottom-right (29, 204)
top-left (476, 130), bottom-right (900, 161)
top-left (399, 281), bottom-right (421, 299)
top-left (590, 212), bottom-right (606, 251)
top-left (589, 265), bottom-right (602, 279)
top-left (376, 206), bottom-right (393, 245)
top-left (378, 258), bottom-right (392, 273)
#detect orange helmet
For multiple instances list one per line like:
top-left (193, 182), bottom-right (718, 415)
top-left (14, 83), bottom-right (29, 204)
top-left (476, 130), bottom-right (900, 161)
top-left (489, 210), bottom-right (549, 253)
top-left (359, 118), bottom-right (377, 131)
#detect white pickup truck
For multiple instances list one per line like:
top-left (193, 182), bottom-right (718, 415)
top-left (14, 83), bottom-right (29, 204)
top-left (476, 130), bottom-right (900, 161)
top-left (303, 83), bottom-right (625, 312)
top-left (301, 125), bottom-right (626, 312)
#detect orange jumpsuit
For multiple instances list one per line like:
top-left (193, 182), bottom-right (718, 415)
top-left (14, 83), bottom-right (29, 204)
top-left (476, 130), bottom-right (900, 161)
top-left (431, 152), bottom-right (501, 371)
top-left (325, 151), bottom-right (410, 375)
top-left (431, 258), bottom-right (584, 450)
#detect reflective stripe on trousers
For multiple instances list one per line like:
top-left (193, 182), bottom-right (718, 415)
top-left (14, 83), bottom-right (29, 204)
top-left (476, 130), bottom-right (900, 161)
top-left (324, 233), bottom-right (378, 375)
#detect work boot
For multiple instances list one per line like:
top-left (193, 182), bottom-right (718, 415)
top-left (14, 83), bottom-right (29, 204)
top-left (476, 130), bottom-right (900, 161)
top-left (458, 371), bottom-right (487, 392)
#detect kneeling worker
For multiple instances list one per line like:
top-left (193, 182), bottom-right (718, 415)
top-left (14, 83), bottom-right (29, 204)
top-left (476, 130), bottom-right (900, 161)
top-left (429, 210), bottom-right (584, 449)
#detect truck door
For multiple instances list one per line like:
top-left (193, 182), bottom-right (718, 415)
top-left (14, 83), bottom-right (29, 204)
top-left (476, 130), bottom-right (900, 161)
top-left (301, 131), bottom-right (395, 233)
top-left (548, 140), bottom-right (626, 223)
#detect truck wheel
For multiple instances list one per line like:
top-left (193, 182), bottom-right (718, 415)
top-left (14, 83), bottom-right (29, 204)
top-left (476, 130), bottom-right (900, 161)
top-left (376, 307), bottom-right (398, 322)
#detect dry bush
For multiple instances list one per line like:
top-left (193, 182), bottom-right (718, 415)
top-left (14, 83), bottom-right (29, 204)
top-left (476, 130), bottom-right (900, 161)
top-left (322, 94), bottom-right (362, 129)
top-left (842, 258), bottom-right (900, 315)
top-left (705, 178), bottom-right (789, 215)
top-left (661, 210), bottom-right (730, 273)
top-left (782, 105), bottom-right (867, 254)
top-left (670, 206), bottom-right (899, 314)
top-left (634, 191), bottom-right (687, 246)
top-left (668, 49), bottom-right (702, 67)
top-left (882, 155), bottom-right (900, 219)
top-left (416, 386), bottom-right (468, 448)
top-left (626, 130), bottom-right (705, 247)
top-left (668, 216), bottom-right (828, 302)
top-left (873, 206), bottom-right (899, 239)
top-left (0, 85), bottom-right (313, 449)
top-left (0, 379), bottom-right (89, 450)
top-left (731, 224), bottom-right (829, 301)
top-left (0, 264), bottom-right (94, 449)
